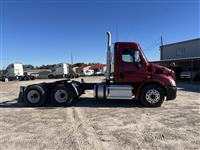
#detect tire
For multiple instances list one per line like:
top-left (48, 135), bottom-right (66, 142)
top-left (23, 84), bottom-right (48, 106)
top-left (48, 75), bottom-right (54, 79)
top-left (140, 84), bottom-right (165, 107)
top-left (24, 76), bottom-right (30, 80)
top-left (70, 74), bottom-right (74, 79)
top-left (51, 84), bottom-right (73, 106)
top-left (30, 76), bottom-right (35, 80)
top-left (19, 76), bottom-right (24, 81)
top-left (74, 74), bottom-right (79, 78)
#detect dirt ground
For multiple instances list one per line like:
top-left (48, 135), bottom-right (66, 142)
top-left (0, 77), bottom-right (200, 150)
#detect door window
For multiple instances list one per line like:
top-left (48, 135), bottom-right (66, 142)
top-left (121, 48), bottom-right (140, 63)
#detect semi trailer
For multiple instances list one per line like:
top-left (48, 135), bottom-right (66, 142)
top-left (48, 63), bottom-right (69, 79)
top-left (19, 32), bottom-right (177, 107)
top-left (1, 63), bottom-right (35, 81)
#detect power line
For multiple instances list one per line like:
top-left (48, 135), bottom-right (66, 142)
top-left (143, 38), bottom-right (161, 52)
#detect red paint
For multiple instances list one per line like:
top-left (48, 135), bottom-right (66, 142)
top-left (89, 64), bottom-right (106, 69)
top-left (113, 42), bottom-right (176, 94)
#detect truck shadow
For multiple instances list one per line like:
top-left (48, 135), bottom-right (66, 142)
top-left (0, 98), bottom-right (142, 108)
top-left (72, 98), bottom-right (142, 108)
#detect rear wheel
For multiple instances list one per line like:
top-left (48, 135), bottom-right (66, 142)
top-left (24, 76), bottom-right (30, 80)
top-left (18, 76), bottom-right (24, 81)
top-left (30, 76), bottom-right (35, 80)
top-left (51, 84), bottom-right (73, 106)
top-left (48, 75), bottom-right (54, 79)
top-left (23, 84), bottom-right (48, 106)
top-left (140, 84), bottom-right (165, 107)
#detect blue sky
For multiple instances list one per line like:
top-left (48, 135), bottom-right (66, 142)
top-left (1, 0), bottom-right (199, 68)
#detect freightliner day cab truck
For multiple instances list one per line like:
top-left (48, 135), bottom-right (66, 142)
top-left (19, 32), bottom-right (177, 107)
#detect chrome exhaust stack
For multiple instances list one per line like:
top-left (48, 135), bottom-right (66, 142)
top-left (106, 31), bottom-right (111, 81)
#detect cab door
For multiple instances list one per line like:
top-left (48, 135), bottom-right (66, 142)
top-left (114, 44), bottom-right (146, 83)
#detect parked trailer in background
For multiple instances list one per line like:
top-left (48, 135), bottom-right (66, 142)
top-left (19, 32), bottom-right (177, 107)
top-left (47, 63), bottom-right (79, 79)
top-left (6, 63), bottom-right (23, 79)
top-left (1, 63), bottom-right (35, 81)
top-left (48, 63), bottom-right (69, 79)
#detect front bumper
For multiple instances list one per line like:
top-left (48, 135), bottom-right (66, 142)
top-left (165, 86), bottom-right (177, 100)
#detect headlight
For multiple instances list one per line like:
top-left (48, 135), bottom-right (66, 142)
top-left (170, 79), bottom-right (176, 86)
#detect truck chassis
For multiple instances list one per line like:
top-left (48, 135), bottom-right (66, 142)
top-left (18, 78), bottom-right (176, 107)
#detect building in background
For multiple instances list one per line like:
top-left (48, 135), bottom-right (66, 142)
top-left (160, 38), bottom-right (200, 60)
top-left (72, 66), bottom-right (79, 73)
top-left (89, 64), bottom-right (107, 75)
top-left (74, 64), bottom-right (107, 76)
top-left (153, 38), bottom-right (200, 80)
top-left (76, 66), bottom-right (92, 75)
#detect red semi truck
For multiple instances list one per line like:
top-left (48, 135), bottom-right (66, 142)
top-left (19, 32), bottom-right (177, 107)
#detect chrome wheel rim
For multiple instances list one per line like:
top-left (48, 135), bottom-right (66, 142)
top-left (54, 89), bottom-right (68, 103)
top-left (145, 89), bottom-right (160, 104)
top-left (27, 90), bottom-right (40, 103)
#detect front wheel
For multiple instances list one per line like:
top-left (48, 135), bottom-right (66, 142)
top-left (140, 85), bottom-right (165, 107)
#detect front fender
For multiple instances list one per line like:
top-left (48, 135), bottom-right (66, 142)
top-left (135, 75), bottom-right (174, 100)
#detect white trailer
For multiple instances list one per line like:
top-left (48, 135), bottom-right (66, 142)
top-left (48, 63), bottom-right (69, 78)
top-left (5, 63), bottom-right (24, 78)
top-left (1, 63), bottom-right (35, 81)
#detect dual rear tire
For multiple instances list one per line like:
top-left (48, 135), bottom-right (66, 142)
top-left (23, 84), bottom-right (73, 107)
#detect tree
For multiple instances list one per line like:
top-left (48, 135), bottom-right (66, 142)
top-left (87, 62), bottom-right (100, 66)
top-left (37, 64), bottom-right (56, 70)
top-left (23, 64), bottom-right (35, 70)
top-left (72, 63), bottom-right (86, 67)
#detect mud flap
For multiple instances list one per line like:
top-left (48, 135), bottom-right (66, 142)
top-left (18, 86), bottom-right (25, 102)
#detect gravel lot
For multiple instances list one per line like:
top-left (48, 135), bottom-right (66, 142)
top-left (0, 77), bottom-right (200, 150)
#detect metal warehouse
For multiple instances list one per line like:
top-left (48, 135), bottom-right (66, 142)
top-left (154, 38), bottom-right (200, 80)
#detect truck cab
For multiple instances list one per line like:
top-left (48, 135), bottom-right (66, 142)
top-left (108, 42), bottom-right (177, 104)
top-left (5, 63), bottom-right (24, 78)
top-left (113, 42), bottom-right (147, 83)
top-left (113, 42), bottom-right (176, 84)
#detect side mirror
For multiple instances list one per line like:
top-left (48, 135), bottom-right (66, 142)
top-left (170, 62), bottom-right (175, 68)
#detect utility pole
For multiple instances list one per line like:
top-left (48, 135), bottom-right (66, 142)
top-left (161, 36), bottom-right (163, 46)
top-left (160, 36), bottom-right (163, 60)
top-left (70, 52), bottom-right (73, 73)
top-left (116, 24), bottom-right (118, 42)
top-left (70, 52), bottom-right (73, 66)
